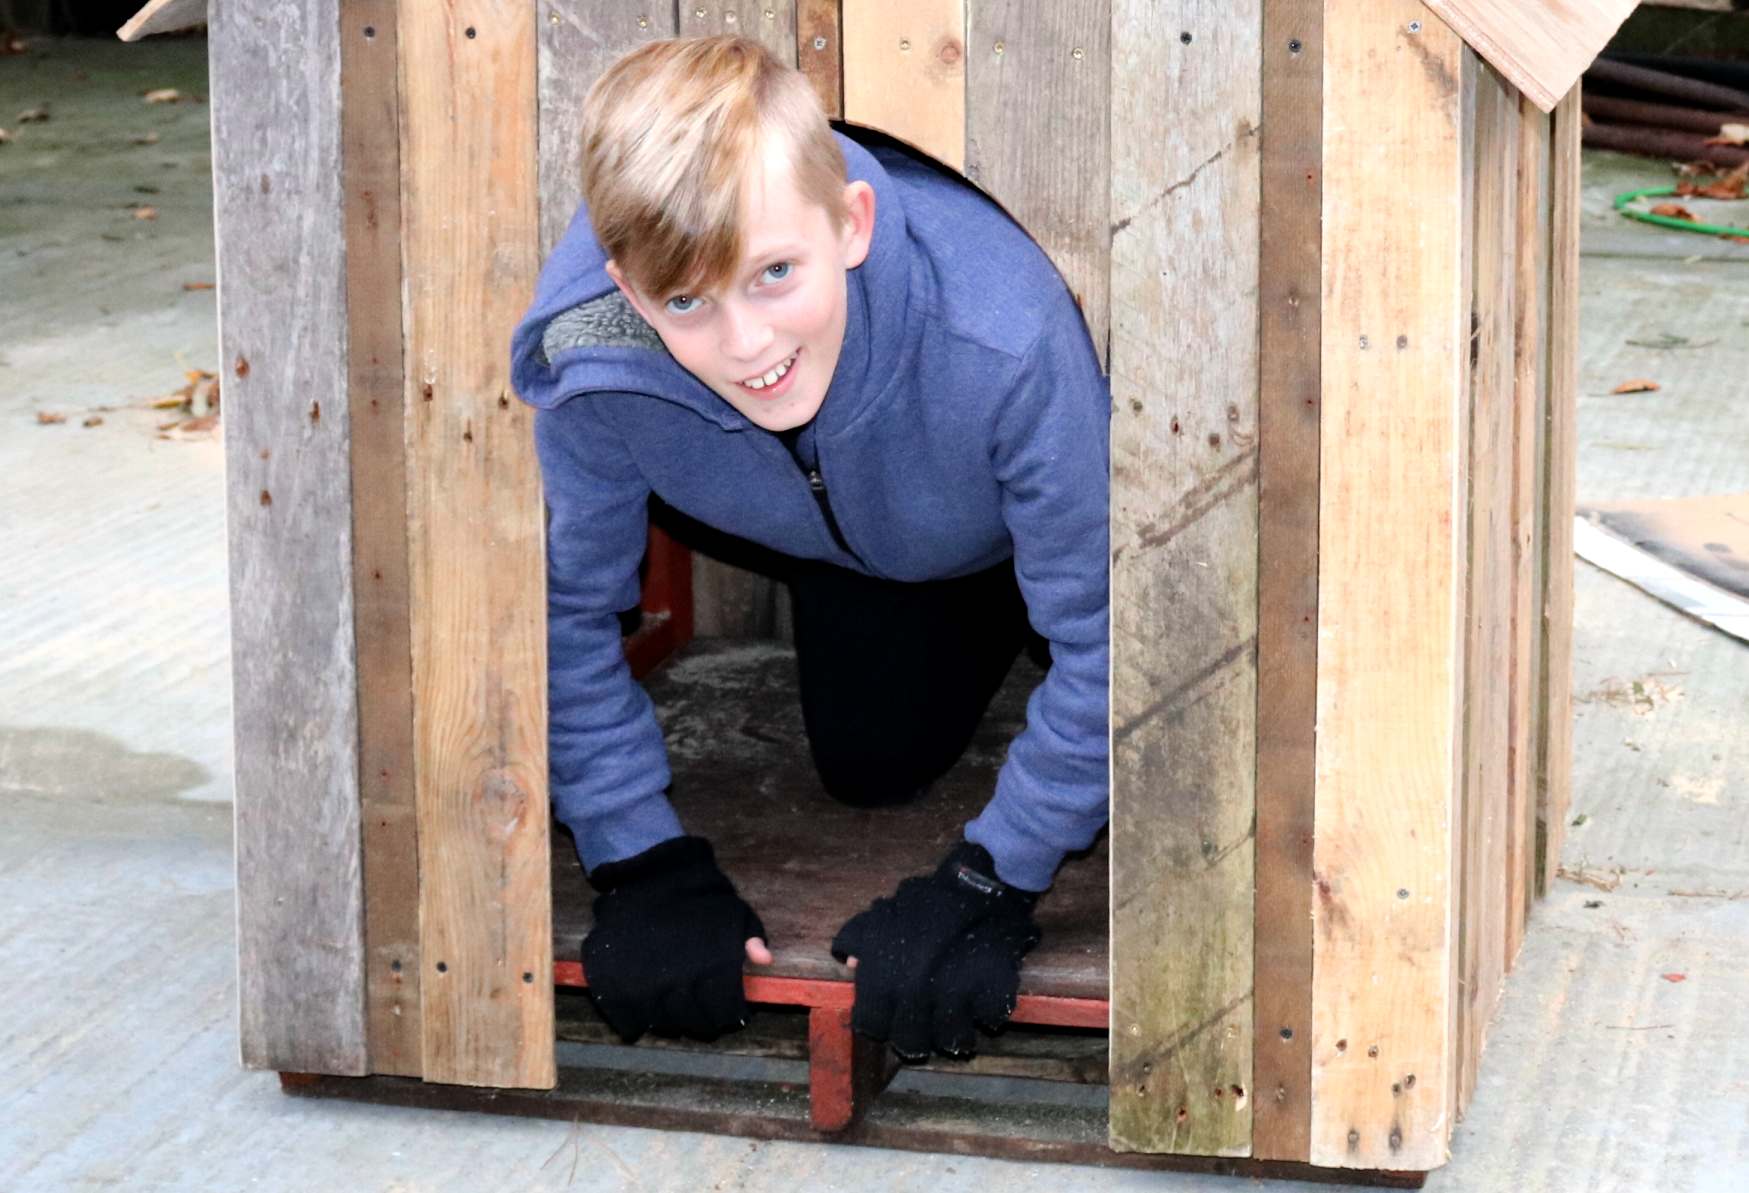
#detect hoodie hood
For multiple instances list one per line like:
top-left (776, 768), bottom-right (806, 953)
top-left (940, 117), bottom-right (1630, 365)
top-left (509, 131), bottom-right (914, 433)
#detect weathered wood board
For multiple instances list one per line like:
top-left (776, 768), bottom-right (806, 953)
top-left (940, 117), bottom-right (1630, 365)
top-left (399, 0), bottom-right (554, 1090)
top-left (214, 0), bottom-right (368, 1077)
top-left (1253, 0), bottom-right (1322, 1164)
top-left (683, 0), bottom-right (799, 64)
top-left (842, 0), bottom-right (967, 170)
top-left (1456, 57), bottom-right (1518, 1120)
top-left (964, 0), bottom-right (1111, 365)
top-left (342, 0), bottom-right (421, 1080)
top-left (1310, 2), bottom-right (1463, 1170)
top-left (1108, 0), bottom-right (1260, 1159)
top-left (1536, 85), bottom-right (1580, 896)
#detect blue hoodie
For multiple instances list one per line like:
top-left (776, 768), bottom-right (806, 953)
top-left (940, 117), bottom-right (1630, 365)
top-left (508, 131), bottom-right (1109, 893)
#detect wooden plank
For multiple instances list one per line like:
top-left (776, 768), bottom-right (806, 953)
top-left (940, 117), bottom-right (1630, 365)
top-left (1504, 94), bottom-right (1550, 971)
top-left (1108, 0), bottom-right (1260, 1158)
top-left (1456, 59), bottom-right (1518, 1121)
top-left (537, 2), bottom-right (673, 256)
top-left (842, 0), bottom-right (967, 170)
top-left (1310, 3), bottom-right (1463, 1170)
top-left (399, 0), bottom-right (555, 1090)
top-left (1422, 0), bottom-right (1638, 112)
top-left (683, 0), bottom-right (799, 65)
top-left (1536, 84), bottom-right (1580, 897)
top-left (212, 0), bottom-right (367, 1076)
top-left (342, 0), bottom-right (421, 1079)
top-left (116, 0), bottom-right (206, 41)
top-left (798, 0), bottom-right (844, 118)
top-left (963, 1), bottom-right (1110, 366)
top-left (1253, 0), bottom-right (1322, 1164)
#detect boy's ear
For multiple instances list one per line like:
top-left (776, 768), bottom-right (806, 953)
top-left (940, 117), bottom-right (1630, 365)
top-left (604, 259), bottom-right (654, 324)
top-left (839, 180), bottom-right (876, 270)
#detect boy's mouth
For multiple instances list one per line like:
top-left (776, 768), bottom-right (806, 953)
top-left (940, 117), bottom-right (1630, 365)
top-left (736, 349), bottom-right (800, 397)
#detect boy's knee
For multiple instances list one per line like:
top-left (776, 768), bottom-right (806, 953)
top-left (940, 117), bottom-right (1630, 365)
top-left (813, 749), bottom-right (937, 809)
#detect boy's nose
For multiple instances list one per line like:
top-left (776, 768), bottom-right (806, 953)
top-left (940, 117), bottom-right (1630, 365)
top-left (719, 305), bottom-right (774, 366)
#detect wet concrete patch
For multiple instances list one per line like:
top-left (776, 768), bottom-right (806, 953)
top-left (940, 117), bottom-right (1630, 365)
top-left (0, 724), bottom-right (210, 803)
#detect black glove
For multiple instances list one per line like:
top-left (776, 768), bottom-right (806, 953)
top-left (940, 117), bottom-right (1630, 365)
top-left (582, 835), bottom-right (766, 1044)
top-left (830, 840), bottom-right (1043, 1061)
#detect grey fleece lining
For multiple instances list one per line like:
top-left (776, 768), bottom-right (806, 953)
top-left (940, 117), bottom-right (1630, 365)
top-left (539, 290), bottom-right (665, 364)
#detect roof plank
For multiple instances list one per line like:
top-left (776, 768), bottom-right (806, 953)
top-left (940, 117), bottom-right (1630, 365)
top-left (1423, 0), bottom-right (1639, 112)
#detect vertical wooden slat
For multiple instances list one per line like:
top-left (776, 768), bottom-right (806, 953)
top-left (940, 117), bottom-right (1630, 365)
top-left (1310, 3), bottom-right (1462, 1170)
top-left (842, 0), bottom-right (967, 170)
top-left (963, 1), bottom-right (1110, 366)
top-left (537, 2), bottom-right (673, 257)
top-left (1457, 60), bottom-right (1518, 1120)
top-left (684, 1), bottom-right (799, 65)
top-left (342, 0), bottom-right (421, 1079)
top-left (1253, 0), bottom-right (1321, 1163)
top-left (798, 0), bottom-right (844, 118)
top-left (1505, 94), bottom-right (1550, 970)
top-left (1536, 84), bottom-right (1580, 897)
top-left (215, 0), bottom-right (368, 1077)
top-left (400, 0), bottom-right (555, 1090)
top-left (1108, 0), bottom-right (1260, 1158)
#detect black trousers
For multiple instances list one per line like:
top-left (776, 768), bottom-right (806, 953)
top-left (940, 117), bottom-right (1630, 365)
top-left (786, 557), bottom-right (1043, 808)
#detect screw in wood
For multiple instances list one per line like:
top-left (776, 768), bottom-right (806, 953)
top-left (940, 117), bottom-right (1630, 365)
top-left (436, 961), bottom-right (448, 973)
top-left (1409, 20), bottom-right (1423, 33)
top-left (1072, 47), bottom-right (1084, 60)
top-left (813, 36), bottom-right (827, 50)
top-left (465, 26), bottom-right (476, 39)
top-left (899, 38), bottom-right (911, 51)
top-left (1288, 38), bottom-right (1301, 54)
top-left (993, 40), bottom-right (1004, 55)
top-left (1180, 31), bottom-right (1193, 45)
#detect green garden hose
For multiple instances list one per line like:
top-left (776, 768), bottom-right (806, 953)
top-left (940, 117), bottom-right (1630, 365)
top-left (1614, 184), bottom-right (1748, 239)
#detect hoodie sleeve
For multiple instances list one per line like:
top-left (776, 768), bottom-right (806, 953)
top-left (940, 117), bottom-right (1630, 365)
top-left (962, 310), bottom-right (1111, 893)
top-left (535, 397), bottom-right (687, 874)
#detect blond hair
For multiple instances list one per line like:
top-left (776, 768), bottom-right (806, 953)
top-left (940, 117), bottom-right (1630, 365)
top-left (580, 36), bottom-right (848, 301)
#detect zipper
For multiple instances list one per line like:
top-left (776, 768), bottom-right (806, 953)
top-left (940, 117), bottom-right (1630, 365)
top-left (804, 465), bottom-right (868, 568)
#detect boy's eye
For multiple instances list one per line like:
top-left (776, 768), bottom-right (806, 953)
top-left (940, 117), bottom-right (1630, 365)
top-left (762, 262), bottom-right (792, 283)
top-left (664, 294), bottom-right (698, 315)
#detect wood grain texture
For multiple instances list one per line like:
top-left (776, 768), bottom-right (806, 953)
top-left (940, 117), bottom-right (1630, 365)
top-left (682, 0), bottom-right (799, 65)
top-left (1456, 59), bottom-right (1517, 1122)
top-left (1505, 94), bottom-right (1550, 971)
top-left (399, 0), bottom-right (555, 1090)
top-left (1536, 84), bottom-right (1580, 898)
top-left (1253, 0), bottom-right (1321, 1163)
top-left (842, 0), bottom-right (967, 171)
top-left (212, 0), bottom-right (367, 1077)
top-left (1423, 0), bottom-right (1638, 112)
top-left (116, 0), bottom-right (206, 41)
top-left (1108, 0), bottom-right (1260, 1158)
top-left (798, 0), bottom-right (844, 118)
top-left (1311, 3), bottom-right (1463, 1170)
top-left (341, 0), bottom-right (421, 1080)
top-left (964, 0), bottom-right (1110, 365)
top-left (537, 0), bottom-right (674, 256)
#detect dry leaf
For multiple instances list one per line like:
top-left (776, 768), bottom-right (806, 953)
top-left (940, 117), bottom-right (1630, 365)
top-left (182, 281), bottom-right (214, 291)
top-left (130, 131), bottom-right (159, 146)
top-left (36, 411), bottom-right (66, 425)
top-left (1611, 379), bottom-right (1661, 394)
top-left (142, 88), bottom-right (183, 104)
top-left (1705, 123), bottom-right (1749, 147)
top-left (132, 206), bottom-right (159, 221)
top-left (17, 106), bottom-right (48, 123)
top-left (3, 34), bottom-right (27, 54)
top-left (0, 128), bottom-right (10, 145)
top-left (1649, 203), bottom-right (1697, 221)
top-left (82, 415), bottom-right (104, 428)
top-left (1660, 973), bottom-right (1688, 983)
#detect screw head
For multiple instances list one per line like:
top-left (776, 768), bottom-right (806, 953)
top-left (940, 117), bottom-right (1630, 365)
top-left (813, 35), bottom-right (827, 50)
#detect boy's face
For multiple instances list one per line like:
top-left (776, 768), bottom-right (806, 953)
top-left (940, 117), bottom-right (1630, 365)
top-left (606, 138), bottom-right (876, 433)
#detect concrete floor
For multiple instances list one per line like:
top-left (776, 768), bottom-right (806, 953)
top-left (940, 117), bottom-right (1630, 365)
top-left (2, 34), bottom-right (1746, 1193)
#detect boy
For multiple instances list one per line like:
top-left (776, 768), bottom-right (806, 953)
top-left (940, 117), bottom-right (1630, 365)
top-left (509, 36), bottom-right (1109, 1062)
